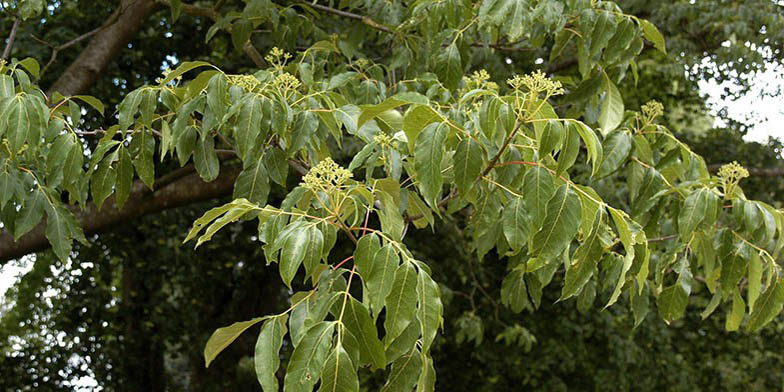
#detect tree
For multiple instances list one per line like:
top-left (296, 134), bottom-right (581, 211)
top-left (1, 0), bottom-right (784, 390)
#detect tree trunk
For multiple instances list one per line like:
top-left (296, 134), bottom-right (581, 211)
top-left (46, 0), bottom-right (162, 97)
top-left (119, 227), bottom-right (166, 392)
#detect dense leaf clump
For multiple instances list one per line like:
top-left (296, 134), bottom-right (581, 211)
top-left (1, 0), bottom-right (783, 390)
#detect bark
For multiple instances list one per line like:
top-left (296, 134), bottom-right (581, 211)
top-left (0, 165), bottom-right (242, 264)
top-left (46, 0), bottom-right (162, 97)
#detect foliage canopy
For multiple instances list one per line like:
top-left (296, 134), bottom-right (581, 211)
top-left (1, 0), bottom-right (784, 390)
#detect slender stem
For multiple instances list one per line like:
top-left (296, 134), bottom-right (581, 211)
top-left (2, 17), bottom-right (21, 61)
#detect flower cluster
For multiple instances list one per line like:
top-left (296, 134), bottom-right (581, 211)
top-left (265, 47), bottom-right (292, 70)
top-left (373, 132), bottom-right (392, 147)
top-left (227, 75), bottom-right (260, 92)
top-left (273, 72), bottom-right (301, 96)
top-left (155, 66), bottom-right (181, 85)
top-left (641, 100), bottom-right (664, 123)
top-left (462, 70), bottom-right (499, 91)
top-left (507, 69), bottom-right (564, 97)
top-left (301, 158), bottom-right (353, 192)
top-left (718, 161), bottom-right (749, 199)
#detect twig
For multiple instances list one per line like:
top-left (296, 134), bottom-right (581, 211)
top-left (32, 7), bottom-right (123, 77)
top-left (294, 0), bottom-right (392, 33)
top-left (1, 16), bottom-right (21, 61)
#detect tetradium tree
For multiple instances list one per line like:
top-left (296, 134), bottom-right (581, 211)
top-left (1, 0), bottom-right (783, 390)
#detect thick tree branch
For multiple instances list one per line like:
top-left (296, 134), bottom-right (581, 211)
top-left (47, 0), bottom-right (163, 97)
top-left (0, 164), bottom-right (242, 264)
top-left (1, 16), bottom-right (21, 60)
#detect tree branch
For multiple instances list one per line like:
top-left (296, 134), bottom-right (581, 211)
top-left (47, 0), bottom-right (163, 97)
top-left (1, 16), bottom-right (21, 60)
top-left (0, 164), bottom-right (242, 264)
top-left (294, 0), bottom-right (392, 33)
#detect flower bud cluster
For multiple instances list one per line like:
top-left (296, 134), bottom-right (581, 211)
top-left (301, 158), bottom-right (353, 192)
top-left (228, 75), bottom-right (261, 92)
top-left (507, 70), bottom-right (564, 97)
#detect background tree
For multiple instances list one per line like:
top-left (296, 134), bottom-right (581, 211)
top-left (1, 0), bottom-right (783, 391)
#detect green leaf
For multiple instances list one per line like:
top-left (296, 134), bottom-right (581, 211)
top-left (116, 147), bottom-right (134, 209)
top-left (194, 136), bottom-right (220, 181)
top-left (402, 105), bottom-right (441, 153)
top-left (595, 130), bottom-right (631, 178)
top-left (500, 266), bottom-right (529, 313)
top-left (365, 244), bottom-right (399, 317)
top-left (17, 58), bottom-right (40, 78)
top-left (678, 188), bottom-right (711, 240)
top-left (453, 138), bottom-right (484, 196)
top-left (414, 123), bottom-right (449, 209)
top-left (159, 61), bottom-right (217, 85)
top-left (280, 224), bottom-right (310, 288)
top-left (204, 317), bottom-right (265, 367)
top-left (538, 120), bottom-right (564, 157)
top-left (233, 156), bottom-right (270, 206)
top-left (320, 343), bottom-right (359, 392)
top-left (132, 130), bottom-right (156, 189)
top-left (530, 185), bottom-right (582, 261)
top-left (657, 284), bottom-right (689, 324)
top-left (522, 166), bottom-right (555, 232)
top-left (502, 197), bottom-right (529, 254)
top-left (726, 288), bottom-right (745, 331)
top-left (358, 92), bottom-right (428, 129)
top-left (571, 121), bottom-right (603, 176)
top-left (598, 75), bottom-right (624, 135)
top-left (231, 19), bottom-right (253, 51)
top-left (417, 269), bottom-right (442, 353)
top-left (42, 203), bottom-right (74, 262)
top-left (380, 349), bottom-right (423, 392)
top-left (0, 75), bottom-right (14, 97)
top-left (284, 321), bottom-right (335, 392)
top-left (589, 11), bottom-right (617, 57)
top-left (555, 124), bottom-right (580, 176)
top-left (748, 251), bottom-right (762, 313)
top-left (560, 209), bottom-right (604, 300)
top-left (746, 278), bottom-right (784, 332)
top-left (639, 19), bottom-right (667, 54)
top-left (417, 354), bottom-right (436, 392)
top-left (354, 234), bottom-right (381, 279)
top-left (341, 297), bottom-right (385, 369)
top-left (91, 152), bottom-right (118, 211)
top-left (118, 89), bottom-right (142, 132)
top-left (235, 96), bottom-right (263, 162)
top-left (384, 262), bottom-right (419, 343)
top-left (255, 315), bottom-right (288, 391)
top-left (435, 43), bottom-right (462, 90)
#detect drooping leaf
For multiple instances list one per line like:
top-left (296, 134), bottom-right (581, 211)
top-left (380, 349), bottom-right (423, 392)
top-left (598, 75), bottom-right (624, 135)
top-left (365, 244), bottom-right (399, 317)
top-left (417, 269), bottom-right (443, 353)
top-left (414, 123), bottom-right (449, 209)
top-left (319, 342), bottom-right (359, 392)
top-left (530, 185), bottom-right (582, 261)
top-left (502, 197), bottom-right (529, 254)
top-left (284, 321), bottom-right (335, 392)
top-left (341, 297), bottom-right (385, 369)
top-left (454, 138), bottom-right (484, 196)
top-left (384, 262), bottom-right (419, 343)
top-left (746, 278), bottom-right (784, 332)
top-left (255, 315), bottom-right (288, 391)
top-left (204, 317), bottom-right (265, 368)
